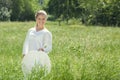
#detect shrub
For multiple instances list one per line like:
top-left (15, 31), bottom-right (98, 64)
top-left (0, 7), bottom-right (11, 21)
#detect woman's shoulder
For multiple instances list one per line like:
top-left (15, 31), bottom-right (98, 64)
top-left (27, 27), bottom-right (35, 33)
top-left (25, 27), bottom-right (35, 34)
top-left (43, 28), bottom-right (52, 36)
top-left (44, 28), bottom-right (52, 33)
top-left (28, 27), bottom-right (35, 31)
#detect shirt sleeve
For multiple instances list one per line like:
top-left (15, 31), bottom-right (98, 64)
top-left (22, 30), bottom-right (30, 55)
top-left (43, 32), bottom-right (52, 54)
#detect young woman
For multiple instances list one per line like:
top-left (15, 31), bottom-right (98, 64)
top-left (22, 10), bottom-right (52, 57)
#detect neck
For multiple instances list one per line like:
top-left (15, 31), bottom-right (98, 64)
top-left (36, 25), bottom-right (44, 31)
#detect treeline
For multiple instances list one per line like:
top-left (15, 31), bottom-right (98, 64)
top-left (47, 0), bottom-right (120, 26)
top-left (0, 0), bottom-right (120, 26)
top-left (0, 0), bottom-right (45, 21)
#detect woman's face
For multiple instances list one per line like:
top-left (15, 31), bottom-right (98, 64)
top-left (36, 14), bottom-right (46, 27)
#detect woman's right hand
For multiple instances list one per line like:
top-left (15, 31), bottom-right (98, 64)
top-left (22, 54), bottom-right (25, 58)
top-left (38, 48), bottom-right (44, 52)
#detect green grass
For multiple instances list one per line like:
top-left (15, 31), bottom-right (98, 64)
top-left (0, 21), bottom-right (120, 80)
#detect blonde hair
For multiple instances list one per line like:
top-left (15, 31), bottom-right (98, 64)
top-left (35, 10), bottom-right (48, 19)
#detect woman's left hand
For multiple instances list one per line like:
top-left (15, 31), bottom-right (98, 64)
top-left (38, 48), bottom-right (44, 52)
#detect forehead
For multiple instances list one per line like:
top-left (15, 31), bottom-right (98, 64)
top-left (37, 14), bottom-right (46, 18)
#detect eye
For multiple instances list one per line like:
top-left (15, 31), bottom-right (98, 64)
top-left (42, 18), bottom-right (45, 20)
top-left (37, 18), bottom-right (41, 20)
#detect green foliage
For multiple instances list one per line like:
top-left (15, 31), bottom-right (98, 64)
top-left (47, 0), bottom-right (82, 23)
top-left (10, 0), bottom-right (23, 21)
top-left (0, 22), bottom-right (120, 79)
top-left (10, 0), bottom-right (35, 21)
top-left (27, 66), bottom-right (46, 80)
top-left (9, 0), bottom-right (50, 21)
top-left (47, 0), bottom-right (120, 26)
top-left (0, 0), bottom-right (12, 21)
top-left (0, 0), bottom-right (119, 26)
top-left (77, 0), bottom-right (120, 26)
top-left (0, 7), bottom-right (11, 21)
top-left (0, 0), bottom-right (12, 9)
top-left (94, 0), bottom-right (120, 26)
top-left (19, 0), bottom-right (35, 21)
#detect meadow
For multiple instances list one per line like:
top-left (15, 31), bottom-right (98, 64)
top-left (0, 21), bottom-right (120, 80)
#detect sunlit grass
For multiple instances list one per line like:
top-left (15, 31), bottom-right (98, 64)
top-left (0, 21), bottom-right (120, 80)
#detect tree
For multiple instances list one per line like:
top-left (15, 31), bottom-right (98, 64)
top-left (19, 0), bottom-right (34, 21)
top-left (47, 0), bottom-right (81, 24)
top-left (89, 0), bottom-right (120, 26)
top-left (10, 0), bottom-right (24, 21)
top-left (0, 0), bottom-right (12, 21)
top-left (10, 0), bottom-right (41, 21)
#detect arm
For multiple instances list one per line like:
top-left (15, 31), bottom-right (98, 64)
top-left (22, 30), bottom-right (30, 56)
top-left (22, 54), bottom-right (25, 58)
top-left (41, 32), bottom-right (52, 54)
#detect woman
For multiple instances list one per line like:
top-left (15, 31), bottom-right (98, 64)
top-left (22, 10), bottom-right (52, 57)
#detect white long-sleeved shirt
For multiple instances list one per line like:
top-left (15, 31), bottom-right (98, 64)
top-left (22, 27), bottom-right (52, 55)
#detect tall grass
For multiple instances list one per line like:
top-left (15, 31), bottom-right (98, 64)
top-left (0, 21), bottom-right (120, 80)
